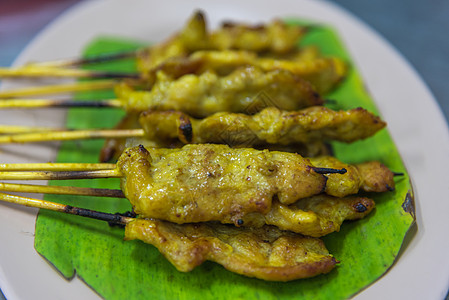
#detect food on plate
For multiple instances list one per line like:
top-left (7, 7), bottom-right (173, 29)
top-left (114, 66), bottom-right (323, 116)
top-left (124, 218), bottom-right (337, 281)
top-left (117, 144), bottom-right (393, 226)
top-left (0, 8), bottom-right (411, 293)
top-left (138, 106), bottom-right (385, 146)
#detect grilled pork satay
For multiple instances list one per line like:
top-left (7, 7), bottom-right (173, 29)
top-left (139, 49), bottom-right (346, 94)
top-left (242, 195), bottom-right (375, 237)
top-left (125, 219), bottom-right (337, 281)
top-left (0, 178), bottom-right (373, 237)
top-left (0, 65), bottom-right (321, 113)
top-left (139, 106), bottom-right (385, 146)
top-left (309, 156), bottom-right (395, 197)
top-left (116, 144), bottom-right (396, 227)
top-left (0, 146), bottom-right (389, 236)
top-left (117, 144), bottom-right (329, 225)
top-left (0, 105), bottom-right (382, 159)
top-left (100, 134), bottom-right (330, 163)
top-left (115, 66), bottom-right (323, 117)
top-left (138, 10), bottom-right (307, 71)
top-left (0, 191), bottom-right (336, 281)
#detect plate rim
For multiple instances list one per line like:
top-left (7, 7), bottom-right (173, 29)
top-left (1, 0), bottom-right (448, 299)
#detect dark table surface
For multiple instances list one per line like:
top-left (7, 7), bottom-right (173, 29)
top-left (0, 0), bottom-right (448, 299)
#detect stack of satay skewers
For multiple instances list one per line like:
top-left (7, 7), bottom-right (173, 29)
top-left (0, 11), bottom-right (399, 281)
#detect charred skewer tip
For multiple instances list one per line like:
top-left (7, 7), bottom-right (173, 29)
top-left (312, 167), bottom-right (347, 175)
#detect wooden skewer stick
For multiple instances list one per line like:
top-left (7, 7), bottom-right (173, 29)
top-left (0, 182), bottom-right (124, 198)
top-left (0, 98), bottom-right (123, 109)
top-left (0, 192), bottom-right (132, 225)
top-left (0, 169), bottom-right (121, 180)
top-left (0, 128), bottom-right (144, 144)
top-left (0, 66), bottom-right (140, 79)
top-left (0, 162), bottom-right (115, 171)
top-left (0, 125), bottom-right (63, 134)
top-left (27, 49), bottom-right (139, 68)
top-left (0, 80), bottom-right (118, 98)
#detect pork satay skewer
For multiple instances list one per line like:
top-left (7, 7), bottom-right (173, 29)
top-left (0, 179), bottom-right (374, 238)
top-left (0, 191), bottom-right (337, 281)
top-left (0, 144), bottom-right (398, 229)
top-left (0, 66), bottom-right (324, 117)
top-left (7, 10), bottom-right (307, 71)
top-left (0, 144), bottom-right (344, 225)
top-left (0, 106), bottom-right (385, 145)
top-left (0, 49), bottom-right (344, 100)
top-left (0, 10), bottom-right (312, 82)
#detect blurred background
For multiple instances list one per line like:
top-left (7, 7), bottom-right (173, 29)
top-left (1, 0), bottom-right (448, 123)
top-left (0, 0), bottom-right (448, 299)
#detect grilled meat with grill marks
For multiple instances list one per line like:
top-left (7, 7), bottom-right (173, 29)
top-left (138, 106), bottom-right (385, 146)
top-left (115, 66), bottom-right (323, 117)
top-left (124, 219), bottom-right (337, 281)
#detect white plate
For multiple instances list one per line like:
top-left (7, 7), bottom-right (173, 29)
top-left (0, 0), bottom-right (448, 299)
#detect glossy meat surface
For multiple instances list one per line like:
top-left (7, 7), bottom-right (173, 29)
top-left (242, 195), bottom-right (375, 237)
top-left (124, 219), bottom-right (336, 281)
top-left (137, 10), bottom-right (307, 71)
top-left (138, 106), bottom-right (385, 146)
top-left (117, 144), bottom-right (326, 225)
top-left (139, 50), bottom-right (347, 95)
top-left (309, 156), bottom-right (395, 197)
top-left (115, 66), bottom-right (323, 117)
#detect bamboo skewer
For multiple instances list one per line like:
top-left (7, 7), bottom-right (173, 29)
top-left (27, 50), bottom-right (139, 68)
top-left (0, 128), bottom-right (144, 144)
top-left (0, 66), bottom-right (140, 79)
top-left (0, 161), bottom-right (119, 180)
top-left (0, 125), bottom-right (62, 134)
top-left (0, 192), bottom-right (132, 225)
top-left (0, 182), bottom-right (124, 198)
top-left (0, 80), bottom-right (118, 98)
top-left (0, 98), bottom-right (122, 109)
top-left (0, 166), bottom-right (344, 181)
top-left (0, 169), bottom-right (121, 180)
top-left (0, 160), bottom-right (346, 180)
top-left (0, 162), bottom-right (115, 171)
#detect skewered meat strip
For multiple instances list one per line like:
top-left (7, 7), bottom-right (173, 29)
top-left (117, 144), bottom-right (328, 226)
top-left (100, 133), bottom-right (330, 163)
top-left (115, 66), bottom-right (323, 117)
top-left (124, 219), bottom-right (337, 281)
top-left (138, 10), bottom-right (307, 70)
top-left (138, 106), bottom-right (386, 146)
top-left (0, 191), bottom-right (339, 281)
top-left (309, 156), bottom-right (395, 197)
top-left (242, 195), bottom-right (375, 237)
top-left (140, 50), bottom-right (346, 94)
top-left (117, 144), bottom-right (393, 227)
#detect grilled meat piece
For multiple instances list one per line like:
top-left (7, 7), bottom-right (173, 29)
top-left (242, 195), bottom-right (375, 237)
top-left (139, 50), bottom-right (346, 94)
top-left (309, 156), bottom-right (395, 197)
top-left (117, 145), bottom-right (392, 227)
top-left (137, 10), bottom-right (307, 72)
top-left (115, 66), bottom-right (323, 117)
top-left (117, 144), bottom-right (327, 226)
top-left (138, 106), bottom-right (385, 146)
top-left (125, 219), bottom-right (337, 281)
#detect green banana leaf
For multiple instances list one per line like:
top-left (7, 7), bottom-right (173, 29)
top-left (34, 22), bottom-right (415, 300)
